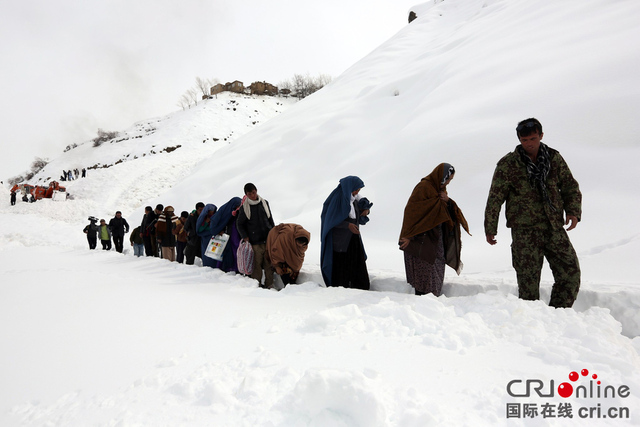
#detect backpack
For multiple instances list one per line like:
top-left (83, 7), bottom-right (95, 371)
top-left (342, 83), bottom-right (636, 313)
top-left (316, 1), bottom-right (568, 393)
top-left (236, 241), bottom-right (254, 275)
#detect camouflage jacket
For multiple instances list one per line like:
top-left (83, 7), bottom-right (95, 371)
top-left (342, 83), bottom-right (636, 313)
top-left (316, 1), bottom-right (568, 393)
top-left (484, 145), bottom-right (581, 235)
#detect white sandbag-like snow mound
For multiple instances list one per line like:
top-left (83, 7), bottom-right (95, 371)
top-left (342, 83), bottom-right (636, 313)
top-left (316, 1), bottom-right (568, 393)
top-left (1, 238), bottom-right (639, 426)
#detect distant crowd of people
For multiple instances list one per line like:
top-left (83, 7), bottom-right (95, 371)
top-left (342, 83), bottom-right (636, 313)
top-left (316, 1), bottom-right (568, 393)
top-left (80, 118), bottom-right (583, 307)
top-left (61, 168), bottom-right (86, 181)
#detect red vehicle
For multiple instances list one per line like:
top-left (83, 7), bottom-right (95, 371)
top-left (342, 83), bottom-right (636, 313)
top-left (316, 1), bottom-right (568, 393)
top-left (11, 181), bottom-right (66, 200)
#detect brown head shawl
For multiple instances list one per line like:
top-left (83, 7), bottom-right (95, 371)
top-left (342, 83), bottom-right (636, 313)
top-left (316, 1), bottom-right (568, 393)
top-left (400, 163), bottom-right (470, 240)
top-left (266, 223), bottom-right (311, 274)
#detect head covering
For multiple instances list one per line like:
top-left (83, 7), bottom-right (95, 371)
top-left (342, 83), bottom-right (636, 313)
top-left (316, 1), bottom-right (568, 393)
top-left (266, 223), bottom-right (311, 274)
top-left (320, 176), bottom-right (365, 285)
top-left (196, 204), bottom-right (218, 239)
top-left (399, 163), bottom-right (469, 240)
top-left (196, 203), bottom-right (218, 268)
top-left (242, 194), bottom-right (271, 220)
top-left (233, 196), bottom-right (247, 216)
top-left (210, 197), bottom-right (242, 236)
top-left (320, 176), bottom-right (364, 240)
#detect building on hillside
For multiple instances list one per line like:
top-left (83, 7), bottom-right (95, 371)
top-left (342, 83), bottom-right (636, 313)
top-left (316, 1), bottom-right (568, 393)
top-left (249, 81), bottom-right (278, 96)
top-left (211, 83), bottom-right (225, 95)
top-left (210, 80), bottom-right (281, 97)
top-left (225, 81), bottom-right (244, 93)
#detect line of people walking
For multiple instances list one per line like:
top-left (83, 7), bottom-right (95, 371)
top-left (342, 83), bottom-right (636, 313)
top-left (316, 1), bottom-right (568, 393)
top-left (84, 182), bottom-right (311, 289)
top-left (80, 118), bottom-right (583, 308)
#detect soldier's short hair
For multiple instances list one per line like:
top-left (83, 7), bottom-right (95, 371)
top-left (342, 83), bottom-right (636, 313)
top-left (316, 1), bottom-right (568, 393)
top-left (516, 118), bottom-right (543, 138)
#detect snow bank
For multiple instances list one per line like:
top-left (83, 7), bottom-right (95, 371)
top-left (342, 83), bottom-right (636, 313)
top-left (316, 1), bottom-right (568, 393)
top-left (2, 241), bottom-right (638, 426)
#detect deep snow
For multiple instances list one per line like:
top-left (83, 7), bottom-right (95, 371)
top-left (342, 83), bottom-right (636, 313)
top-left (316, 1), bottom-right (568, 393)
top-left (2, 0), bottom-right (640, 425)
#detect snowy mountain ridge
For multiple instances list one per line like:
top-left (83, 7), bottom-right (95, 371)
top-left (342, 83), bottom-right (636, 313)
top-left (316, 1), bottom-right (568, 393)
top-left (18, 92), bottom-right (297, 215)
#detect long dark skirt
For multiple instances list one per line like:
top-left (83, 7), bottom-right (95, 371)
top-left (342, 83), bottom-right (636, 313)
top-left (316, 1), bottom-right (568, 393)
top-left (331, 234), bottom-right (370, 290)
top-left (404, 225), bottom-right (445, 296)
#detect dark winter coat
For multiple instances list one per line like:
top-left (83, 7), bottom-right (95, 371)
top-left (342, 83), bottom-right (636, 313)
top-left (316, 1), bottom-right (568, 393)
top-left (184, 211), bottom-right (200, 247)
top-left (236, 200), bottom-right (275, 245)
top-left (84, 222), bottom-right (100, 238)
top-left (130, 226), bottom-right (144, 245)
top-left (141, 211), bottom-right (158, 237)
top-left (108, 216), bottom-right (130, 237)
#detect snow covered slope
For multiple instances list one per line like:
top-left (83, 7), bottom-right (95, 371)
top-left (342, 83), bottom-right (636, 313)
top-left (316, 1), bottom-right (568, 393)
top-left (25, 92), bottom-right (297, 216)
top-left (152, 0), bottom-right (640, 285)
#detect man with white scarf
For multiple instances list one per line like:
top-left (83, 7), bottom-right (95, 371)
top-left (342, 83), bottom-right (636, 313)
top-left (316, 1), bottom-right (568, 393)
top-left (236, 183), bottom-right (276, 288)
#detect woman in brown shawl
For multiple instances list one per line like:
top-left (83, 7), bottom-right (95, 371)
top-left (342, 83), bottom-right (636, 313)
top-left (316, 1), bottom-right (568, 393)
top-left (399, 163), bottom-right (470, 296)
top-left (265, 223), bottom-right (311, 286)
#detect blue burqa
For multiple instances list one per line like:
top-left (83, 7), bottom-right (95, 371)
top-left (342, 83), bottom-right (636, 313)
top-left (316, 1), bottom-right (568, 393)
top-left (209, 197), bottom-right (242, 272)
top-left (320, 176), bottom-right (366, 286)
top-left (196, 203), bottom-right (218, 267)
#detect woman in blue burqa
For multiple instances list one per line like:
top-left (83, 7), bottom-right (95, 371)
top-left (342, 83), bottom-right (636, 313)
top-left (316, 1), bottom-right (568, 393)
top-left (320, 176), bottom-right (371, 290)
top-left (196, 203), bottom-right (217, 267)
top-left (210, 197), bottom-right (243, 272)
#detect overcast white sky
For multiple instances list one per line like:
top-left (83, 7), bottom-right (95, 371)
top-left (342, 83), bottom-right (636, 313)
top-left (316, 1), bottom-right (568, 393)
top-left (0, 0), bottom-right (419, 179)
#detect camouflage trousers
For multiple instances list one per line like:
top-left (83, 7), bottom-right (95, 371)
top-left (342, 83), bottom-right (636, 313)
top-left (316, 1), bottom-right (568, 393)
top-left (510, 226), bottom-right (580, 308)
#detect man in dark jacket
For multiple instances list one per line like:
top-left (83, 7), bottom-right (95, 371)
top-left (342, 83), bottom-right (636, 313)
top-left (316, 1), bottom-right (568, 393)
top-left (484, 118), bottom-right (582, 308)
top-left (141, 204), bottom-right (163, 257)
top-left (129, 226), bottom-right (144, 257)
top-left (140, 206), bottom-right (154, 256)
top-left (108, 211), bottom-right (130, 253)
top-left (83, 216), bottom-right (100, 249)
top-left (183, 202), bottom-right (205, 265)
top-left (174, 211), bottom-right (189, 264)
top-left (10, 191), bottom-right (17, 206)
top-left (236, 183), bottom-right (275, 288)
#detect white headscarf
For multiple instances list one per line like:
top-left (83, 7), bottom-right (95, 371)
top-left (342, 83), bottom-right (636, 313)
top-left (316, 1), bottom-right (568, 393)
top-left (243, 195), bottom-right (271, 220)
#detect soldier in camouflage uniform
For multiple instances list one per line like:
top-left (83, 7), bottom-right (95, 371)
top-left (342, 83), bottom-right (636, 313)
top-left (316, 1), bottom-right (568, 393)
top-left (484, 118), bottom-right (582, 308)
